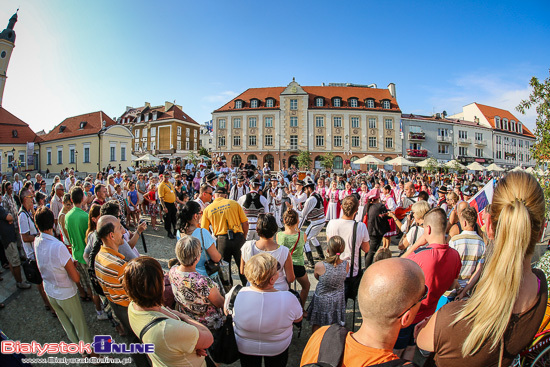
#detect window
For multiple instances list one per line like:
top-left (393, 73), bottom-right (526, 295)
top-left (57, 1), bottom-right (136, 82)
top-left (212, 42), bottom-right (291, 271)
top-left (233, 118), bottom-right (241, 129)
top-left (84, 147), bottom-right (90, 162)
top-left (142, 141), bottom-right (148, 150)
top-left (475, 148), bottom-right (483, 157)
top-left (186, 141), bottom-right (189, 150)
top-left (333, 98), bottom-right (341, 107)
top-left (366, 99), bottom-right (375, 108)
top-left (145, 114), bottom-right (149, 122)
top-left (511, 138), bottom-right (516, 146)
top-left (249, 136), bottom-right (257, 146)
top-left (334, 136), bottom-right (342, 147)
top-left (177, 126), bottom-right (182, 135)
top-left (518, 122), bottom-right (522, 133)
top-left (266, 99), bottom-right (274, 108)
top-left (438, 128), bottom-right (449, 137)
top-left (290, 117), bottom-right (298, 127)
top-left (177, 141), bottom-right (181, 150)
top-left (369, 137), bottom-right (377, 148)
top-left (519, 140), bottom-right (524, 148)
top-left (385, 119), bottom-right (393, 130)
top-left (333, 156), bottom-right (343, 170)
top-left (69, 148), bottom-right (75, 164)
top-left (315, 98), bottom-right (323, 107)
top-left (333, 117), bottom-right (342, 128)
top-left (351, 117), bottom-right (359, 128)
top-left (151, 127), bottom-right (156, 137)
top-left (316, 136), bottom-right (324, 146)
top-left (475, 132), bottom-right (483, 142)
top-left (315, 116), bottom-right (324, 127)
top-left (496, 135), bottom-right (502, 145)
top-left (503, 119), bottom-right (508, 130)
top-left (194, 142), bottom-right (197, 150)
top-left (352, 136), bottom-right (360, 147)
top-left (135, 129), bottom-right (140, 138)
top-left (265, 135), bottom-right (273, 146)
top-left (385, 138), bottom-right (393, 149)
top-left (110, 146), bottom-right (116, 161)
top-left (194, 130), bottom-right (198, 138)
top-left (496, 150), bottom-right (502, 159)
top-left (233, 136), bottom-right (241, 146)
top-left (290, 99), bottom-right (298, 110)
top-left (218, 119), bottom-right (226, 129)
top-left (142, 129), bottom-right (148, 137)
top-left (410, 125), bottom-right (422, 133)
top-left (511, 121), bottom-right (516, 132)
top-left (137, 115), bottom-right (141, 123)
top-left (251, 99), bottom-right (259, 108)
top-left (265, 117), bottom-right (273, 127)
top-left (382, 100), bottom-right (390, 109)
top-left (459, 146), bottom-right (467, 156)
top-left (365, 117), bottom-right (376, 129)
top-left (152, 111), bottom-right (157, 121)
top-left (186, 128), bottom-right (190, 137)
top-left (290, 135), bottom-right (298, 148)
top-left (235, 100), bottom-right (243, 109)
top-left (495, 117), bottom-right (500, 129)
top-left (248, 117), bottom-right (257, 128)
top-left (218, 136), bottom-right (226, 146)
top-left (47, 150), bottom-right (51, 165)
top-left (438, 144), bottom-right (449, 154)
top-left (119, 146), bottom-right (125, 161)
top-left (349, 98), bottom-right (358, 108)
top-left (459, 130), bottom-right (468, 139)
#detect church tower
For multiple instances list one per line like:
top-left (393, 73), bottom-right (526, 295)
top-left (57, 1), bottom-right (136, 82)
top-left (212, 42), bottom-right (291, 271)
top-left (0, 11), bottom-right (18, 107)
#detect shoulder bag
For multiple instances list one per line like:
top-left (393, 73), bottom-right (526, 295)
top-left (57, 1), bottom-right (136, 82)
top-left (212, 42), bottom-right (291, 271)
top-left (200, 229), bottom-right (221, 276)
top-left (344, 222), bottom-right (363, 300)
top-left (209, 285), bottom-right (242, 364)
top-left (18, 210), bottom-right (42, 285)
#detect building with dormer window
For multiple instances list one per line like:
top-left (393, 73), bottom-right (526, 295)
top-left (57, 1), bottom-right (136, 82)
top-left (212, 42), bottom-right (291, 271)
top-left (212, 79), bottom-right (402, 171)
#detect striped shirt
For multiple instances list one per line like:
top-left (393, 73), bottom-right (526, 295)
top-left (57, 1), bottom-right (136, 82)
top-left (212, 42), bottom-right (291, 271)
top-left (449, 230), bottom-right (486, 288)
top-left (95, 246), bottom-right (129, 307)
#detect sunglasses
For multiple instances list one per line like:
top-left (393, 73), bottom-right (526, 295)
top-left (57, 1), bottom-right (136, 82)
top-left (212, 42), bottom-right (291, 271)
top-left (397, 285), bottom-right (429, 318)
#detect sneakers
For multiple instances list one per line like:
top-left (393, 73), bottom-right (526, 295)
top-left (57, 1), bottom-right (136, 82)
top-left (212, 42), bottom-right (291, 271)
top-left (16, 281), bottom-right (31, 289)
top-left (97, 312), bottom-right (109, 321)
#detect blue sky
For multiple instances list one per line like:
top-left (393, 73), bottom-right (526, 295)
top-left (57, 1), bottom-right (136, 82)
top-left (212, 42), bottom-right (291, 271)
top-left (1, 0), bottom-right (549, 134)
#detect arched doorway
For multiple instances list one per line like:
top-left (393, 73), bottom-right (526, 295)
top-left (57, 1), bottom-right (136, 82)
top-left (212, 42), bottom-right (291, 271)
top-left (288, 155), bottom-right (298, 169)
top-left (333, 156), bottom-right (343, 170)
top-left (314, 156), bottom-right (324, 170)
top-left (264, 154), bottom-right (274, 169)
top-left (350, 156), bottom-right (360, 170)
top-left (383, 156), bottom-right (392, 171)
top-left (231, 154), bottom-right (242, 168)
top-left (247, 154), bottom-right (258, 167)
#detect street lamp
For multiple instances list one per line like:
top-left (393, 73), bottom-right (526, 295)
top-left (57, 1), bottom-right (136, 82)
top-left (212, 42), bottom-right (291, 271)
top-left (75, 150), bottom-right (78, 172)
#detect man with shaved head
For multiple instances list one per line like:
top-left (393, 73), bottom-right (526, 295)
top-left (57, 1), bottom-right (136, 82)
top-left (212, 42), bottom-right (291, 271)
top-left (301, 258), bottom-right (425, 366)
top-left (447, 200), bottom-right (469, 238)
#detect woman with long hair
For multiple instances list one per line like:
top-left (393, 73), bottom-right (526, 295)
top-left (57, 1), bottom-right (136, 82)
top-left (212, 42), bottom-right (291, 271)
top-left (417, 171), bottom-right (548, 367)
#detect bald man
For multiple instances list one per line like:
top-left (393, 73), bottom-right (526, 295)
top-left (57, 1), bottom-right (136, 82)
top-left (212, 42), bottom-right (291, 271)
top-left (301, 258), bottom-right (425, 366)
top-left (401, 182), bottom-right (418, 209)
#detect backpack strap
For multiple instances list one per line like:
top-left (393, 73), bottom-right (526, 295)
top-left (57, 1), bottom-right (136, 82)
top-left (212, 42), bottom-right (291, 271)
top-left (316, 324), bottom-right (348, 367)
top-left (139, 317), bottom-right (168, 341)
top-left (227, 284), bottom-right (242, 314)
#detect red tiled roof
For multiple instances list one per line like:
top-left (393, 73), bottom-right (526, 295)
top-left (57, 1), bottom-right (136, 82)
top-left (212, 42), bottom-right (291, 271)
top-left (0, 107), bottom-right (42, 144)
top-left (119, 104), bottom-right (199, 126)
top-left (474, 103), bottom-right (535, 138)
top-left (214, 86), bottom-right (400, 112)
top-left (41, 111), bottom-right (116, 141)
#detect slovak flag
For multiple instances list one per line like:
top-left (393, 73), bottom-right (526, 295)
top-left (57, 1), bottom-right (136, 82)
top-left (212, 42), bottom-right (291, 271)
top-left (468, 179), bottom-right (495, 227)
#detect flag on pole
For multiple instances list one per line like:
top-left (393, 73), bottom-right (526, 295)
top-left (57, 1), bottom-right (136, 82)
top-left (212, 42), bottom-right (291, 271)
top-left (468, 179), bottom-right (494, 227)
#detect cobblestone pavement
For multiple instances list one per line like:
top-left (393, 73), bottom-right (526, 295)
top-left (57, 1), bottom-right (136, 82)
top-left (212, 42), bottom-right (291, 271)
top-left (1, 219), bottom-right (547, 367)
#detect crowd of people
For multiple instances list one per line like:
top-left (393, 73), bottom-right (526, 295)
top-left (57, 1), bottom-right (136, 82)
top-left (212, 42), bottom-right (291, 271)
top-left (0, 158), bottom-right (548, 367)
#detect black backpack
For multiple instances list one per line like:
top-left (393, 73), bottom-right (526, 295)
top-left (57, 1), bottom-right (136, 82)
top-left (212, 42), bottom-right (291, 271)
top-left (302, 324), bottom-right (415, 367)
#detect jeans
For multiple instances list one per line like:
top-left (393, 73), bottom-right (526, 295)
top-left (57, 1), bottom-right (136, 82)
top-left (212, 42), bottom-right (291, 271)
top-left (163, 202), bottom-right (177, 235)
top-left (217, 232), bottom-right (247, 285)
top-left (239, 347), bottom-right (289, 367)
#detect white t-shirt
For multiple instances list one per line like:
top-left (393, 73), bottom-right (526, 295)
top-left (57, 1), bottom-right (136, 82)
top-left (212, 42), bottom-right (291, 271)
top-left (241, 241), bottom-right (290, 291)
top-left (406, 225), bottom-right (424, 247)
top-left (35, 233), bottom-right (77, 300)
top-left (226, 287), bottom-right (302, 356)
top-left (326, 218), bottom-right (370, 277)
top-left (18, 210), bottom-right (38, 260)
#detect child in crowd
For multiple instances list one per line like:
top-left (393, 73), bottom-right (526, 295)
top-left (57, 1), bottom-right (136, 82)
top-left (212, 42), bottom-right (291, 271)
top-left (145, 183), bottom-right (159, 231)
top-left (306, 236), bottom-right (349, 332)
top-left (127, 181), bottom-right (140, 227)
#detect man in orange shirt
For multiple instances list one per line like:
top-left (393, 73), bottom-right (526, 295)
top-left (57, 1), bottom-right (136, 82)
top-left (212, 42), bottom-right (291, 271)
top-left (300, 258), bottom-right (425, 366)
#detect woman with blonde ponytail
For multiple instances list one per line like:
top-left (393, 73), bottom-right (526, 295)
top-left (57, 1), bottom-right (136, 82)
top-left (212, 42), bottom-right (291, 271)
top-left (417, 171), bottom-right (548, 366)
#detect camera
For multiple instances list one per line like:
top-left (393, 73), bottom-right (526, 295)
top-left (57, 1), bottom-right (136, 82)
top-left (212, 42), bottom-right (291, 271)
top-left (227, 229), bottom-right (234, 240)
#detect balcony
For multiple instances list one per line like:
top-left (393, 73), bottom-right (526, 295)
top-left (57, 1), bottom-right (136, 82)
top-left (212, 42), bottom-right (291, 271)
top-left (406, 149), bottom-right (428, 159)
top-left (474, 140), bottom-right (487, 146)
top-left (408, 132), bottom-right (426, 141)
top-left (458, 138), bottom-right (471, 145)
top-left (437, 135), bottom-right (452, 143)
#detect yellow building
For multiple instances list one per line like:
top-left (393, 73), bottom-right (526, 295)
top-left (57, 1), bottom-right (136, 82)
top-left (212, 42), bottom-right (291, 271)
top-left (0, 107), bottom-right (41, 174)
top-left (40, 111), bottom-right (133, 174)
top-left (118, 101), bottom-right (200, 158)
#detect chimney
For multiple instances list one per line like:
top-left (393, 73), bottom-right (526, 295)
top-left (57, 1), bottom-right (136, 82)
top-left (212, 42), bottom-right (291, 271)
top-left (165, 101), bottom-right (174, 112)
top-left (144, 102), bottom-right (151, 108)
top-left (387, 83), bottom-right (396, 99)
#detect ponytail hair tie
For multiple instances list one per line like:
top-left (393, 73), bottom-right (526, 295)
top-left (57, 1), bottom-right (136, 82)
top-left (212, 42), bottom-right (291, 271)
top-left (336, 253), bottom-right (341, 256)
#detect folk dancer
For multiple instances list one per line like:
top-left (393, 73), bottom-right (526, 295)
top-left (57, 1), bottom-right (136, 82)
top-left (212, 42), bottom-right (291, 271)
top-left (266, 176), bottom-right (283, 228)
top-left (326, 180), bottom-right (340, 221)
top-left (238, 179), bottom-right (268, 240)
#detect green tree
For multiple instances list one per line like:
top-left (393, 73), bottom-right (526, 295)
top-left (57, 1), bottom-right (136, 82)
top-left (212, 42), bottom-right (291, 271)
top-left (424, 157), bottom-right (439, 173)
top-left (517, 69), bottom-right (550, 214)
top-left (186, 152), bottom-right (199, 166)
top-left (297, 150), bottom-right (312, 170)
top-left (198, 147), bottom-right (210, 158)
top-left (320, 152), bottom-right (335, 171)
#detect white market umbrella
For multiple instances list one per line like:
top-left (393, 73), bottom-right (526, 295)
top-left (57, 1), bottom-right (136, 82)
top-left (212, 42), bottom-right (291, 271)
top-left (486, 163), bottom-right (504, 172)
top-left (416, 157), bottom-right (439, 168)
top-left (445, 160), bottom-right (466, 170)
top-left (511, 166), bottom-right (524, 172)
top-left (200, 155), bottom-right (212, 161)
top-left (353, 155), bottom-right (384, 165)
top-left (525, 167), bottom-right (535, 174)
top-left (466, 162), bottom-right (486, 171)
top-left (385, 156), bottom-right (416, 166)
top-left (135, 153), bottom-right (160, 162)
